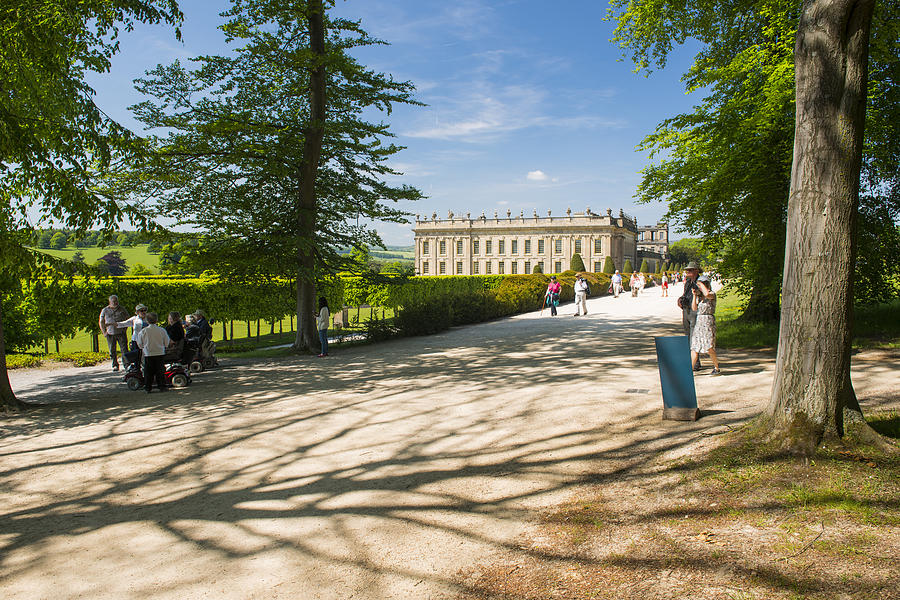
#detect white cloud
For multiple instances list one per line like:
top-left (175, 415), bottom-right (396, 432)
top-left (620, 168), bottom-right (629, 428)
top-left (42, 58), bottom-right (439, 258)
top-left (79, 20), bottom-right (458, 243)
top-left (527, 170), bottom-right (548, 181)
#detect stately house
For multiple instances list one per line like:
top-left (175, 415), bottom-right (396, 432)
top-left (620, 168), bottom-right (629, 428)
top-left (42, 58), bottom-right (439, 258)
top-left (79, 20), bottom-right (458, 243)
top-left (413, 208), bottom-right (640, 276)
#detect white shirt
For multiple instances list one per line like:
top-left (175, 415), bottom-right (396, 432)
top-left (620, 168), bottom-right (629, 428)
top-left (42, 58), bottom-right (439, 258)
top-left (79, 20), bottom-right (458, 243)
top-left (316, 307), bottom-right (330, 331)
top-left (134, 325), bottom-right (171, 357)
top-left (118, 315), bottom-right (146, 337)
top-left (575, 279), bottom-right (588, 294)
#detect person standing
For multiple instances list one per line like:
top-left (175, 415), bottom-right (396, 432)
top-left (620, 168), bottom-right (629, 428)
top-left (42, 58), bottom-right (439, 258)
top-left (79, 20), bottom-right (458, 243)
top-left (316, 296), bottom-right (330, 357)
top-left (118, 304), bottom-right (148, 350)
top-left (611, 270), bottom-right (623, 298)
top-left (691, 276), bottom-right (721, 374)
top-left (545, 276), bottom-right (561, 316)
top-left (573, 274), bottom-right (588, 316)
top-left (637, 272), bottom-right (646, 295)
top-left (678, 262), bottom-right (702, 370)
top-left (133, 312), bottom-right (171, 393)
top-left (661, 272), bottom-right (669, 297)
top-left (99, 295), bottom-right (130, 371)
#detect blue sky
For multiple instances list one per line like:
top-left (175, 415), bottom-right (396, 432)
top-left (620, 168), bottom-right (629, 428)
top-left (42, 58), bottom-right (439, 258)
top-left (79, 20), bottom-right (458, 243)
top-left (88, 0), bottom-right (701, 245)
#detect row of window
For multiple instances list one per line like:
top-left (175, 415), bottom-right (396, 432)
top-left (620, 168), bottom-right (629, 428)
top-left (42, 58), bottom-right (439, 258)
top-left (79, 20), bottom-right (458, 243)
top-left (422, 239), bottom-right (603, 256)
top-left (421, 259), bottom-right (606, 275)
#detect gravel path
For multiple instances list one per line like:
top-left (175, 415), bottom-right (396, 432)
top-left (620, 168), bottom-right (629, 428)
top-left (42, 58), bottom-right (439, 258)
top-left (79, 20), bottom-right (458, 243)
top-left (2, 287), bottom-right (897, 599)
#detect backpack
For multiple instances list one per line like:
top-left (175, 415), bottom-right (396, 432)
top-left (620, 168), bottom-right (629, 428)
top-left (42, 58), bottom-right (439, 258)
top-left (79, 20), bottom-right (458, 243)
top-left (584, 281), bottom-right (591, 295)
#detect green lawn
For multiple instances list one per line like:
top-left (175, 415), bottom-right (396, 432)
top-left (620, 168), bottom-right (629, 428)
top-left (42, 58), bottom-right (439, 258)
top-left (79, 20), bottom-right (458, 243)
top-left (716, 288), bottom-right (900, 350)
top-left (37, 245), bottom-right (160, 273)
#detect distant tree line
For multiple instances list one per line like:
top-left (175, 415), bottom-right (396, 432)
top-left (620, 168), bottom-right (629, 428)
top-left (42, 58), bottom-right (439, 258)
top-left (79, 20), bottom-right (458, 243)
top-left (31, 229), bottom-right (151, 250)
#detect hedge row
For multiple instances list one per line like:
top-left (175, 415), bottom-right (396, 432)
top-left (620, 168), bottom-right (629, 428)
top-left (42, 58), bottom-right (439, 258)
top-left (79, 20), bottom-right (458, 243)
top-left (4, 269), bottom-right (657, 349)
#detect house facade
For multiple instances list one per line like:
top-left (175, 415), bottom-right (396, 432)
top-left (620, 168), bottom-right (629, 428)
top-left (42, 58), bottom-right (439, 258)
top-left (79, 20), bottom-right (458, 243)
top-left (413, 208), bottom-right (639, 276)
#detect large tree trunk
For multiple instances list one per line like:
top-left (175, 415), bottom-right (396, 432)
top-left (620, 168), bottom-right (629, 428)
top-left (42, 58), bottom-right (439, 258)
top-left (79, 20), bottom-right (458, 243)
top-left (0, 298), bottom-right (26, 412)
top-left (765, 0), bottom-right (879, 452)
top-left (293, 0), bottom-right (327, 352)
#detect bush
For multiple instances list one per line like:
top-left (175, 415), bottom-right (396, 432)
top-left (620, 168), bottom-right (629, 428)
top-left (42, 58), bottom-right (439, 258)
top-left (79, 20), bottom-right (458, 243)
top-left (570, 253), bottom-right (586, 272)
top-left (639, 259), bottom-right (650, 273)
top-left (6, 354), bottom-right (42, 369)
top-left (396, 299), bottom-right (453, 336)
top-left (603, 256), bottom-right (616, 274)
top-left (623, 259), bottom-right (633, 273)
top-left (532, 262), bottom-right (543, 274)
top-left (56, 351), bottom-right (108, 367)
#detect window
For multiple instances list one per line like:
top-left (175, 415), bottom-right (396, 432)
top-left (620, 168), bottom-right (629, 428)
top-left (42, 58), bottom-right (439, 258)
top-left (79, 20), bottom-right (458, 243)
top-left (498, 240), bottom-right (505, 254)
top-left (439, 261), bottom-right (446, 274)
top-left (554, 261), bottom-right (562, 273)
top-left (525, 261), bottom-right (531, 274)
top-left (575, 239), bottom-right (582, 254)
top-left (538, 239), bottom-right (545, 253)
top-left (485, 240), bottom-right (492, 255)
top-left (456, 261), bottom-right (463, 274)
top-left (423, 241), bottom-right (429, 254)
top-left (486, 261), bottom-right (492, 274)
top-left (554, 239), bottom-right (562, 254)
top-left (474, 262), bottom-right (480, 274)
top-left (498, 261), bottom-right (505, 274)
top-left (594, 239), bottom-right (602, 253)
top-left (511, 262), bottom-right (518, 274)
top-left (511, 240), bottom-right (518, 254)
top-left (456, 240), bottom-right (463, 255)
top-left (524, 239), bottom-right (531, 253)
top-left (594, 261), bottom-right (602, 272)
top-left (439, 240), bottom-right (446, 255)
top-left (423, 261), bottom-right (429, 274)
top-left (473, 240), bottom-right (479, 255)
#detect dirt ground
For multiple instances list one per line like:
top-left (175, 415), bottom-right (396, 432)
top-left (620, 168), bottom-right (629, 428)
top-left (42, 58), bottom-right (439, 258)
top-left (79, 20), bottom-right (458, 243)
top-left (2, 287), bottom-right (898, 599)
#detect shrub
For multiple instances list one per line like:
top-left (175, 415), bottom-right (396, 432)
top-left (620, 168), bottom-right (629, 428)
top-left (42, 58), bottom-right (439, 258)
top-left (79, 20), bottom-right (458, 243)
top-left (56, 351), bottom-right (107, 367)
top-left (396, 298), bottom-right (453, 336)
top-left (623, 259), bottom-right (633, 273)
top-left (6, 354), bottom-right (42, 369)
top-left (532, 262), bottom-right (543, 274)
top-left (570, 253), bottom-right (586, 272)
top-left (639, 259), bottom-right (650, 273)
top-left (603, 256), bottom-right (615, 274)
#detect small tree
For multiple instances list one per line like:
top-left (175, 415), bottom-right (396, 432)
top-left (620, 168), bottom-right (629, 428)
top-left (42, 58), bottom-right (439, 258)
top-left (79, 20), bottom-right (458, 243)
top-left (532, 262), bottom-right (544, 274)
top-left (570, 253), bottom-right (586, 272)
top-left (130, 263), bottom-right (152, 276)
top-left (50, 232), bottom-right (67, 249)
top-left (639, 258), bottom-right (650, 273)
top-left (99, 251), bottom-right (127, 276)
top-left (623, 259), bottom-right (633, 273)
top-left (71, 251), bottom-right (85, 264)
top-left (602, 256), bottom-right (616, 274)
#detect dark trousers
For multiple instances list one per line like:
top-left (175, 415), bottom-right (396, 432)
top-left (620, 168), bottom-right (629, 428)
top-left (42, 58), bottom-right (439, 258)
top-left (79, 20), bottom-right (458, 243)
top-left (106, 333), bottom-right (129, 367)
top-left (143, 355), bottom-right (167, 391)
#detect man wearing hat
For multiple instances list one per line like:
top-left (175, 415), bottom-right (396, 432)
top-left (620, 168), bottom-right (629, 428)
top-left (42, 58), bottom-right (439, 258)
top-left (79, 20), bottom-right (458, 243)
top-left (678, 262), bottom-right (702, 370)
top-left (573, 274), bottom-right (589, 316)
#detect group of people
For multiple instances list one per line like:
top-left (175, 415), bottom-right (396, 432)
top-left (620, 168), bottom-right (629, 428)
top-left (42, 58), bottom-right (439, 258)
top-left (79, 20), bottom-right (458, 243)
top-left (539, 267), bottom-right (721, 375)
top-left (99, 295), bottom-right (214, 392)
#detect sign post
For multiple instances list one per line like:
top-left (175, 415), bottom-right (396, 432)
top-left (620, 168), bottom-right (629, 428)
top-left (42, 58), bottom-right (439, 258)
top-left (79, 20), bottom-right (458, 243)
top-left (655, 336), bottom-right (700, 421)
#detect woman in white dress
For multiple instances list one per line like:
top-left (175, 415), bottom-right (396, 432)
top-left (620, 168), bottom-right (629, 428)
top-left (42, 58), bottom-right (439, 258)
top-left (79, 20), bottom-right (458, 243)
top-left (690, 278), bottom-right (720, 375)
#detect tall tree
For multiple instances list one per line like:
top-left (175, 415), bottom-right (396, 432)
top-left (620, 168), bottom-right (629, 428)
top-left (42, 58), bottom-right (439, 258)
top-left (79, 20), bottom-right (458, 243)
top-left (608, 0), bottom-right (895, 450)
top-left (125, 0), bottom-right (422, 352)
top-left (0, 1), bottom-right (182, 411)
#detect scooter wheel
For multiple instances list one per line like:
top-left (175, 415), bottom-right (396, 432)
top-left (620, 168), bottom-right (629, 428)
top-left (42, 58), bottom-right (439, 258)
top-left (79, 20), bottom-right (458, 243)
top-left (189, 361), bottom-right (203, 374)
top-left (126, 376), bottom-right (142, 391)
top-left (170, 373), bottom-right (189, 388)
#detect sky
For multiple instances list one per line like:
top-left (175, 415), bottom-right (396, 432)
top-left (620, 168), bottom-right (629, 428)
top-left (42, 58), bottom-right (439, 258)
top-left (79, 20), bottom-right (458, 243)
top-left (87, 0), bottom-right (703, 246)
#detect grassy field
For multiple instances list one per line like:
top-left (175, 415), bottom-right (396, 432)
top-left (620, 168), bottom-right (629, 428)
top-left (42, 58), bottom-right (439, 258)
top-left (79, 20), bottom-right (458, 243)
top-left (716, 288), bottom-right (900, 350)
top-left (37, 245), bottom-right (160, 273)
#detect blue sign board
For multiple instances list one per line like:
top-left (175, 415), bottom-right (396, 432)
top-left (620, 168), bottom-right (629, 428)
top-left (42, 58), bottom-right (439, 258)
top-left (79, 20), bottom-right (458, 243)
top-left (654, 336), bottom-right (700, 421)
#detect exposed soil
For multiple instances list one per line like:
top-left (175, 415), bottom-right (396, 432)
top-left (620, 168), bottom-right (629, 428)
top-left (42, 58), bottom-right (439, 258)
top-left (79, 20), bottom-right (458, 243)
top-left (2, 287), bottom-right (898, 599)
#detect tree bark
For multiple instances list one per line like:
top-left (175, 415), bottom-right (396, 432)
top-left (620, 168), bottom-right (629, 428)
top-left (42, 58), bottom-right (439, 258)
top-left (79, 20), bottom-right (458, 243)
top-left (0, 298), bottom-right (26, 412)
top-left (766, 0), bottom-right (878, 452)
top-left (293, 0), bottom-right (327, 352)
